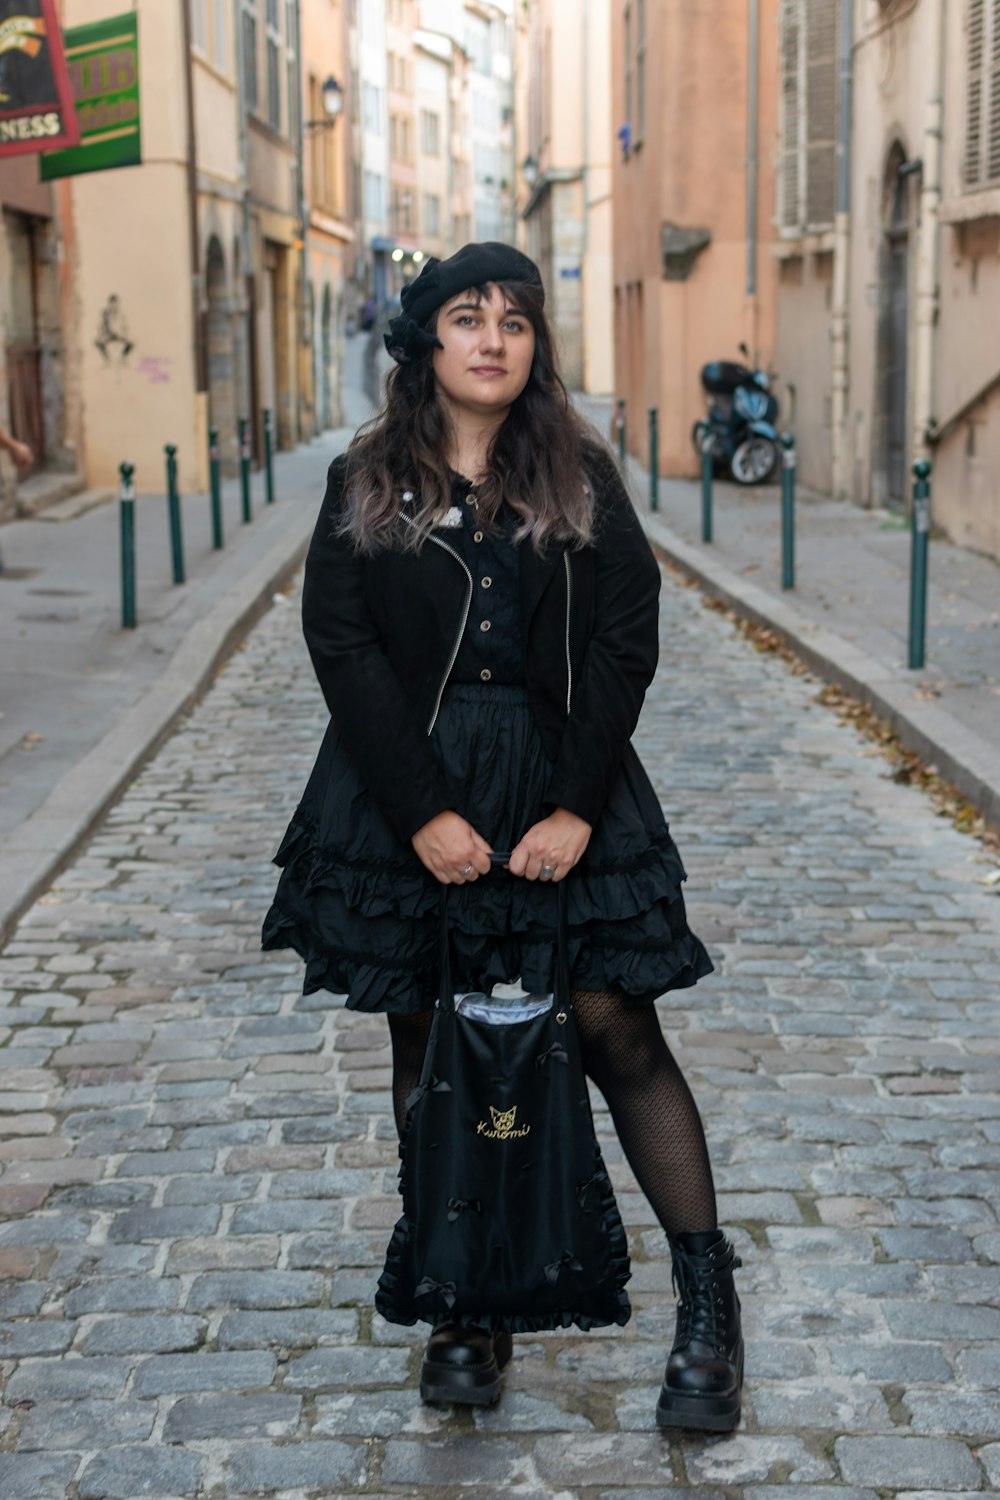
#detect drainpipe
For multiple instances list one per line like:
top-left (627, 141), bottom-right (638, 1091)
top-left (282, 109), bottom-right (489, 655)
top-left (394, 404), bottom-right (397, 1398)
top-left (294, 0), bottom-right (310, 441)
top-left (180, 0), bottom-right (206, 394)
top-left (912, 0), bottom-right (945, 466)
top-left (830, 0), bottom-right (853, 498)
top-left (746, 0), bottom-right (759, 345)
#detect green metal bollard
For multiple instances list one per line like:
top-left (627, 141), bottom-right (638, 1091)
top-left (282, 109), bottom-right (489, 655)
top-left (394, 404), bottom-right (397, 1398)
top-left (780, 433), bottom-right (796, 589)
top-left (119, 461), bottom-right (136, 629)
top-left (263, 408), bottom-right (275, 504)
top-left (701, 430), bottom-right (714, 544)
top-left (648, 407), bottom-right (659, 511)
top-left (239, 417), bottom-right (252, 524)
top-left (165, 444), bottom-right (185, 585)
top-left (208, 427), bottom-right (224, 549)
top-left (908, 458), bottom-right (932, 670)
top-left (615, 399), bottom-right (626, 465)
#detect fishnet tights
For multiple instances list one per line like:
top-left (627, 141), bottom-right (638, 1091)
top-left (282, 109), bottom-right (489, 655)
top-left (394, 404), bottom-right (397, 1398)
top-left (387, 989), bottom-right (717, 1239)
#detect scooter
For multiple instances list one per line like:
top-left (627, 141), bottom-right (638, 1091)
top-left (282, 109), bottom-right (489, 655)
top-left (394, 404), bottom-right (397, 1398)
top-left (692, 343), bottom-right (780, 485)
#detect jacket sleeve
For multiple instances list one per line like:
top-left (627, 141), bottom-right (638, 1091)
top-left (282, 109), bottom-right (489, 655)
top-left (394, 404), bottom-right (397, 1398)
top-left (544, 451), bottom-right (661, 827)
top-left (301, 457), bottom-right (453, 843)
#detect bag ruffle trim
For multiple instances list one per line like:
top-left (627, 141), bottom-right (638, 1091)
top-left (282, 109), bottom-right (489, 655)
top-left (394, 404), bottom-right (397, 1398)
top-left (373, 1146), bottom-right (632, 1334)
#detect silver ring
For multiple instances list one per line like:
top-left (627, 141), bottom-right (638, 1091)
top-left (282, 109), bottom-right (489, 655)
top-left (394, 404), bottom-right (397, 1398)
top-left (539, 865), bottom-right (555, 881)
top-left (463, 864), bottom-right (474, 878)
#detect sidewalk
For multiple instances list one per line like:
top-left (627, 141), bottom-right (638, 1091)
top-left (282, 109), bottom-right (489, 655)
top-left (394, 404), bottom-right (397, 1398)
top-left (0, 340), bottom-right (373, 946)
top-left (577, 395), bottom-right (1000, 832)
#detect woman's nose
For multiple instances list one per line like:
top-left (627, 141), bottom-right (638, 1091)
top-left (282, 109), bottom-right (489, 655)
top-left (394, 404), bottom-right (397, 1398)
top-left (479, 321), bottom-right (504, 351)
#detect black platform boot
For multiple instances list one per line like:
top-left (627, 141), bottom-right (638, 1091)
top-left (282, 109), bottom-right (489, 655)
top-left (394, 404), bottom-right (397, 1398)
top-left (655, 1229), bottom-right (743, 1432)
top-left (419, 1324), bottom-right (514, 1406)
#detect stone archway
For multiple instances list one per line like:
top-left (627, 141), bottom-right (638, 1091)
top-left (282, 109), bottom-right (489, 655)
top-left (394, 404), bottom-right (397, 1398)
top-left (206, 236), bottom-right (236, 471)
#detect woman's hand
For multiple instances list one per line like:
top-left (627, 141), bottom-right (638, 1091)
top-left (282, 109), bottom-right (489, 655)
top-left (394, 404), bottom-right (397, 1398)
top-left (412, 811), bottom-right (493, 884)
top-left (508, 808), bottom-right (592, 883)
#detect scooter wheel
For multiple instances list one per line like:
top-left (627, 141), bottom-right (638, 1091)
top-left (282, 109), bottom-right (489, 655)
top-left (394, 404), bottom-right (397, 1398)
top-left (731, 436), bottom-right (778, 485)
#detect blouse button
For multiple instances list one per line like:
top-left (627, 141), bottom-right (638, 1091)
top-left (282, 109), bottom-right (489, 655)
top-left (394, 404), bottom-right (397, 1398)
top-left (480, 668), bottom-right (492, 682)
top-left (465, 494), bottom-right (476, 506)
top-left (480, 620), bottom-right (491, 632)
top-left (473, 530), bottom-right (484, 543)
top-left (481, 576), bottom-right (492, 588)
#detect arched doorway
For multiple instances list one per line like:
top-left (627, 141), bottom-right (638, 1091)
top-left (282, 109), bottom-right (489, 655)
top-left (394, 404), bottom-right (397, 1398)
top-left (878, 144), bottom-right (913, 510)
top-left (206, 236), bottom-right (236, 471)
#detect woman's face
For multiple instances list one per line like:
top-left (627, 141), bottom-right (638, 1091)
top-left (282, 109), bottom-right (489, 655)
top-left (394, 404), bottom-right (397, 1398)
top-left (431, 284), bottom-right (535, 419)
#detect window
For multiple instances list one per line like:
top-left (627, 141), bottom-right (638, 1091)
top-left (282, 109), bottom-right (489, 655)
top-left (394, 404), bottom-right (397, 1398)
top-left (267, 37), bottom-right (281, 127)
top-left (420, 108), bottom-right (440, 155)
top-left (190, 0), bottom-right (207, 52)
top-left (242, 7), bottom-right (258, 109)
top-left (363, 82), bottom-right (383, 133)
top-left (778, 0), bottom-right (839, 233)
top-left (211, 0), bottom-right (227, 67)
top-left (400, 115), bottom-right (411, 161)
top-left (364, 169), bottom-right (384, 222)
top-left (423, 192), bottom-right (441, 236)
top-left (965, 0), bottom-right (1000, 188)
top-left (285, 0), bottom-right (297, 140)
top-left (465, 14), bottom-right (490, 73)
top-left (265, 0), bottom-right (281, 129)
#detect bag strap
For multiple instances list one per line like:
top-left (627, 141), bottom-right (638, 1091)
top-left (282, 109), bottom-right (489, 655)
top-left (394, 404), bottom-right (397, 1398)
top-left (438, 867), bottom-right (570, 1012)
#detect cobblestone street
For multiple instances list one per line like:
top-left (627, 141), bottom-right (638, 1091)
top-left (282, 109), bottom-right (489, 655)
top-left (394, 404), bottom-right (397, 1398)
top-left (1, 557), bottom-right (999, 1500)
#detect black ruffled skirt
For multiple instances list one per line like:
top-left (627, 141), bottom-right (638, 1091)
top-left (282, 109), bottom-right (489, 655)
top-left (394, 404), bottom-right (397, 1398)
top-left (262, 684), bottom-right (713, 1012)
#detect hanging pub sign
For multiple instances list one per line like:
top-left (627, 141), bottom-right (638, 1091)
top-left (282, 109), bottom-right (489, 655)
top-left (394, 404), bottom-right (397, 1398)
top-left (0, 0), bottom-right (80, 157)
top-left (39, 11), bottom-right (140, 180)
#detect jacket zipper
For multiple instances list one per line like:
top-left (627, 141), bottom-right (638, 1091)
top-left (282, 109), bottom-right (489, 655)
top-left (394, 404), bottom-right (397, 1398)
top-left (398, 507), bottom-right (474, 734)
top-left (425, 533), bottom-right (473, 734)
top-left (564, 551), bottom-right (573, 714)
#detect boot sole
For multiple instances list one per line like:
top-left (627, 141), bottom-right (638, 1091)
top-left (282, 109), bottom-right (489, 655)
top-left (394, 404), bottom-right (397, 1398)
top-left (419, 1331), bottom-right (512, 1407)
top-left (655, 1351), bottom-right (743, 1433)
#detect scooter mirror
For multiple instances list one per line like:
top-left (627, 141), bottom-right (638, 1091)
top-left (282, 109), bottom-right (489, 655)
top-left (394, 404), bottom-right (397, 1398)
top-left (739, 341), bottom-right (750, 359)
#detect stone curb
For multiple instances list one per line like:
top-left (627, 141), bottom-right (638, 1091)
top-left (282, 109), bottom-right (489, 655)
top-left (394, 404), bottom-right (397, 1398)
top-left (640, 509), bottom-right (1000, 833)
top-left (0, 502), bottom-right (317, 948)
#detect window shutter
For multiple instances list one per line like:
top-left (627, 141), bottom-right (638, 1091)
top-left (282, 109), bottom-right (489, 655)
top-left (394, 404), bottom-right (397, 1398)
top-left (805, 0), bottom-right (838, 228)
top-left (967, 0), bottom-right (986, 186)
top-left (989, 0), bottom-right (1000, 180)
top-left (780, 0), bottom-right (802, 230)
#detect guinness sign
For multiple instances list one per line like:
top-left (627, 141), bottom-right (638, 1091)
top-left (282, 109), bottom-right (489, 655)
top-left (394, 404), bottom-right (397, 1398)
top-left (0, 0), bottom-right (79, 158)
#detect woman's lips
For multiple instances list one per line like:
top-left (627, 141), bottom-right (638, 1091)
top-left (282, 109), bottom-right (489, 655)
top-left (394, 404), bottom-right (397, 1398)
top-left (470, 366), bottom-right (506, 376)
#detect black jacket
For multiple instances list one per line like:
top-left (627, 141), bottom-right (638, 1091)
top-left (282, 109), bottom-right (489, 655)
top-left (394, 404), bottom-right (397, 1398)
top-left (301, 447), bottom-right (661, 843)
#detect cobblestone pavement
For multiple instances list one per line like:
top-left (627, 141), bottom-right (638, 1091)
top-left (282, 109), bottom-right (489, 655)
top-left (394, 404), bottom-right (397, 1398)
top-left (1, 559), bottom-right (999, 1500)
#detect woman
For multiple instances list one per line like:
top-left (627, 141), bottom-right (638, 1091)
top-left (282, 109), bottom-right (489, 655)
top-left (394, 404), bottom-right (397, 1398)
top-left (263, 242), bottom-right (743, 1432)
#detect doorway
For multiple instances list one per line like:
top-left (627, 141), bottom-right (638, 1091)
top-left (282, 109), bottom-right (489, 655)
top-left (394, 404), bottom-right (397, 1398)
top-left (878, 145), bottom-right (912, 510)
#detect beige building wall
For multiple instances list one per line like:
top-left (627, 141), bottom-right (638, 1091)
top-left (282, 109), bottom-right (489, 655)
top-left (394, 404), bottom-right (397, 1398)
top-left (613, 0), bottom-right (779, 476)
top-left (62, 0), bottom-right (204, 494)
top-left (520, 0), bottom-right (613, 392)
top-left (302, 0), bottom-right (353, 432)
top-left (414, 33), bottom-right (452, 259)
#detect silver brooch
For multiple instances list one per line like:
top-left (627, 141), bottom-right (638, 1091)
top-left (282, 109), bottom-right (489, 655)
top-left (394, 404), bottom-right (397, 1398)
top-left (438, 506), bottom-right (464, 528)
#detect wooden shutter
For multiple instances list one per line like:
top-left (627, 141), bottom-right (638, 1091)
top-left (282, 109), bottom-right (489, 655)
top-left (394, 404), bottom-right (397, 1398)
top-left (967, 0), bottom-right (986, 186)
top-left (989, 0), bottom-right (1000, 180)
top-left (805, 0), bottom-right (838, 228)
top-left (780, 0), bottom-right (803, 230)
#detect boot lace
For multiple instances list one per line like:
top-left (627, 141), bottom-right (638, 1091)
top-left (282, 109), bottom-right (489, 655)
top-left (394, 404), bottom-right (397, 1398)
top-left (671, 1238), bottom-right (741, 1353)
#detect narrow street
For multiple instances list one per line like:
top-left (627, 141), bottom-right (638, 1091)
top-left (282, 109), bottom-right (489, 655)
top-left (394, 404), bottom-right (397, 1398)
top-left (1, 546), bottom-right (999, 1498)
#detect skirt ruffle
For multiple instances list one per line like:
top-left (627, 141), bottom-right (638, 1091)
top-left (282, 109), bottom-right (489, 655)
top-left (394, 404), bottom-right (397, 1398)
top-left (262, 684), bottom-right (713, 1012)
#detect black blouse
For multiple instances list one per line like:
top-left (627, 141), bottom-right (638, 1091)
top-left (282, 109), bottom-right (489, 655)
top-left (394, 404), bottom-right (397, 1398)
top-left (448, 481), bottom-right (524, 687)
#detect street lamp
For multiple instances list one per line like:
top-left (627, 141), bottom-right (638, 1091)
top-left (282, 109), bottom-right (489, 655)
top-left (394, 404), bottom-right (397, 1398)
top-left (521, 154), bottom-right (539, 186)
top-left (305, 74), bottom-right (344, 132)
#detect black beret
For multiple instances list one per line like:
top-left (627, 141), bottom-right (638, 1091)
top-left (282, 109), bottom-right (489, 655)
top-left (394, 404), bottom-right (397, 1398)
top-left (401, 241), bottom-right (544, 326)
top-left (384, 241), bottom-right (544, 363)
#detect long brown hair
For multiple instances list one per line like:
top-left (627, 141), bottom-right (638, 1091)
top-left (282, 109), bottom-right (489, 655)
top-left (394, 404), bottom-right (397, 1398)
top-left (340, 280), bottom-right (597, 553)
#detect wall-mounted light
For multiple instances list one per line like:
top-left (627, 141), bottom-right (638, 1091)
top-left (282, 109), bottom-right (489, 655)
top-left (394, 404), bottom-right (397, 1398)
top-left (305, 75), bottom-right (345, 132)
top-left (521, 154), bottom-right (539, 186)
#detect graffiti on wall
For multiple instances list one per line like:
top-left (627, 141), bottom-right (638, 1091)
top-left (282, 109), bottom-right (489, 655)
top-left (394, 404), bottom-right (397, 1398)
top-left (94, 293), bottom-right (132, 364)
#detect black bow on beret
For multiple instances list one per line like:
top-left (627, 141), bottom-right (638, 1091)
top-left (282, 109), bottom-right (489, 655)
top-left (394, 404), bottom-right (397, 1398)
top-left (384, 241), bottom-right (544, 364)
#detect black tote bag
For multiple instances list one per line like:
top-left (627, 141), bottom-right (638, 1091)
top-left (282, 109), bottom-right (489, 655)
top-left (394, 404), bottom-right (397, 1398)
top-left (375, 877), bottom-right (632, 1334)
